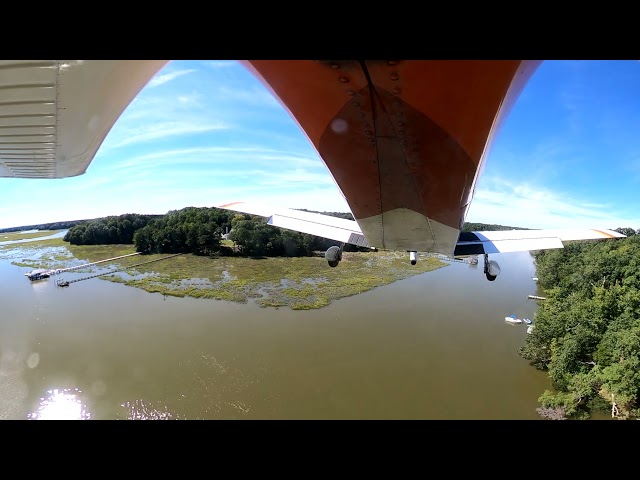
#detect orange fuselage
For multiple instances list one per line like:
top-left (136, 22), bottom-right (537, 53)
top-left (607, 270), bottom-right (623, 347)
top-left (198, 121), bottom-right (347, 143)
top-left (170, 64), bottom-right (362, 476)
top-left (241, 60), bottom-right (540, 255)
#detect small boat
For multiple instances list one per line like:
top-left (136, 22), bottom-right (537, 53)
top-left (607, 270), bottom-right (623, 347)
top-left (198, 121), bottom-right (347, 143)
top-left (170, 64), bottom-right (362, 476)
top-left (56, 279), bottom-right (70, 287)
top-left (505, 314), bottom-right (522, 324)
top-left (523, 318), bottom-right (532, 325)
top-left (527, 325), bottom-right (534, 334)
top-left (25, 269), bottom-right (50, 281)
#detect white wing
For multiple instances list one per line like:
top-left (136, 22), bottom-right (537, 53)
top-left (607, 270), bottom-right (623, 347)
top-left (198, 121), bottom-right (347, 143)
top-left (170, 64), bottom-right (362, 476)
top-left (453, 228), bottom-right (626, 256)
top-left (217, 202), bottom-right (370, 247)
top-left (217, 201), bottom-right (626, 254)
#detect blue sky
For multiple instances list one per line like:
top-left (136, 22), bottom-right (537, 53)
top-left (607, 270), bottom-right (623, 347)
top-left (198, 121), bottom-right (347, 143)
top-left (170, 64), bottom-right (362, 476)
top-left (1, 60), bottom-right (640, 230)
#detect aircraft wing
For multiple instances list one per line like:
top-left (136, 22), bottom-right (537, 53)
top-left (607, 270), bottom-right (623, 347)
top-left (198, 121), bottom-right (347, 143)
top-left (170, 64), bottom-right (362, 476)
top-left (453, 228), bottom-right (626, 256)
top-left (217, 202), bottom-right (625, 255)
top-left (0, 60), bottom-right (168, 179)
top-left (217, 201), bottom-right (371, 248)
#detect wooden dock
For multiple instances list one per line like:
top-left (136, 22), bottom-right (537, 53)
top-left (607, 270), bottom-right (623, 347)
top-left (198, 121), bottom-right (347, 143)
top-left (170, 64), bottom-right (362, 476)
top-left (44, 252), bottom-right (141, 276)
top-left (59, 253), bottom-right (183, 285)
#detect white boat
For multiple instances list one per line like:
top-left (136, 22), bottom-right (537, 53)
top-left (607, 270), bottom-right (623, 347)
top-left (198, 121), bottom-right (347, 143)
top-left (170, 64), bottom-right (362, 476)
top-left (505, 315), bottom-right (522, 324)
top-left (523, 318), bottom-right (532, 325)
top-left (527, 325), bottom-right (534, 334)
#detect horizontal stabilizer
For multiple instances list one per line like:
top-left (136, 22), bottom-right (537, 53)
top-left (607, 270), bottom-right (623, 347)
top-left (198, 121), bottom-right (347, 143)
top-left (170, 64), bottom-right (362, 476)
top-left (217, 201), bottom-right (370, 247)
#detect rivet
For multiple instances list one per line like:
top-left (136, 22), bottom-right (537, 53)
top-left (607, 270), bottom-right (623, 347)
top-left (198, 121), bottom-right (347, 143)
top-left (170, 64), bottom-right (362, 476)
top-left (346, 89), bottom-right (356, 96)
top-left (339, 76), bottom-right (350, 83)
top-left (397, 121), bottom-right (405, 127)
top-left (390, 72), bottom-right (399, 81)
top-left (352, 101), bottom-right (360, 107)
top-left (392, 87), bottom-right (401, 94)
top-left (388, 60), bottom-right (397, 66)
top-left (331, 63), bottom-right (340, 69)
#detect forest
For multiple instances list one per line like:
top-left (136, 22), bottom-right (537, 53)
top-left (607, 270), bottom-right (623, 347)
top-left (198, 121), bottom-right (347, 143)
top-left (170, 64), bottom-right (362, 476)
top-left (63, 207), bottom-right (367, 257)
top-left (63, 214), bottom-right (161, 245)
top-left (520, 227), bottom-right (640, 419)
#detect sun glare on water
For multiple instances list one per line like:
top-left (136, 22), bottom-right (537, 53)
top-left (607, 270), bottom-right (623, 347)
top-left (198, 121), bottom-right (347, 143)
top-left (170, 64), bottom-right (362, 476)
top-left (28, 388), bottom-right (91, 420)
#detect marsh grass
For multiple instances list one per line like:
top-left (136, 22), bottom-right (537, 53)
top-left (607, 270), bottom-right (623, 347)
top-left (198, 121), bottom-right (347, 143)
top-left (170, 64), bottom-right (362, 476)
top-left (7, 239), bottom-right (448, 309)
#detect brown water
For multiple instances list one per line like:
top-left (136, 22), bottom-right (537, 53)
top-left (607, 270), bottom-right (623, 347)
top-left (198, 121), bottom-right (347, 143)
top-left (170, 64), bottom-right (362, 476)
top-left (0, 246), bottom-right (550, 419)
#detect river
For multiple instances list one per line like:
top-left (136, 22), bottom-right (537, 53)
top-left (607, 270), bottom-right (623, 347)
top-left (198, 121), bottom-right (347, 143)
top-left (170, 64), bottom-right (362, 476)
top-left (0, 242), bottom-right (550, 419)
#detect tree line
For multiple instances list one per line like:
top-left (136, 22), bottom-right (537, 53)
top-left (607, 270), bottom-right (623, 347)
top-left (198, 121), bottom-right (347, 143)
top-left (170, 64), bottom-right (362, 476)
top-left (63, 214), bottom-right (161, 245)
top-left (60, 208), bottom-right (554, 257)
top-left (520, 227), bottom-right (640, 420)
top-left (226, 211), bottom-right (365, 257)
top-left (462, 222), bottom-right (528, 232)
top-left (1, 218), bottom-right (95, 233)
top-left (63, 207), bottom-right (368, 257)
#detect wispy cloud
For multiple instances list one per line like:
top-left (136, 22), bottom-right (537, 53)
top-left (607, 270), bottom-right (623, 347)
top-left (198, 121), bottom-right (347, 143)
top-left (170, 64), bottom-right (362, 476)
top-left (113, 146), bottom-right (322, 171)
top-left (147, 69), bottom-right (196, 87)
top-left (255, 169), bottom-right (335, 187)
top-left (103, 122), bottom-right (228, 149)
top-left (467, 176), bottom-right (638, 229)
top-left (217, 86), bottom-right (280, 108)
top-left (204, 61), bottom-right (238, 69)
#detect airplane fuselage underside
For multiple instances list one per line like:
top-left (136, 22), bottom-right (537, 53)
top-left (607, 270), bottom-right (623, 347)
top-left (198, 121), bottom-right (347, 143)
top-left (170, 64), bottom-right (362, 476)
top-left (242, 60), bottom-right (541, 256)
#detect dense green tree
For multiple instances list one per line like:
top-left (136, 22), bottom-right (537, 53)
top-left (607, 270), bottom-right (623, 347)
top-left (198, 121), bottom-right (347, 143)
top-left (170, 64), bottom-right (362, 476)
top-left (462, 222), bottom-right (528, 232)
top-left (64, 214), bottom-right (159, 245)
top-left (521, 229), bottom-right (640, 419)
top-left (615, 227), bottom-right (637, 237)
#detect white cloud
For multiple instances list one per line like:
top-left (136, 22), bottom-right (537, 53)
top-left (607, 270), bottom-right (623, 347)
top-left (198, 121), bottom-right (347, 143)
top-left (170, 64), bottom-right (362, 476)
top-left (103, 122), bottom-right (228, 149)
top-left (204, 61), bottom-right (238, 69)
top-left (213, 188), bottom-right (351, 214)
top-left (217, 86), bottom-right (280, 108)
top-left (147, 69), bottom-right (196, 87)
top-left (466, 176), bottom-right (639, 229)
top-left (112, 146), bottom-right (322, 172)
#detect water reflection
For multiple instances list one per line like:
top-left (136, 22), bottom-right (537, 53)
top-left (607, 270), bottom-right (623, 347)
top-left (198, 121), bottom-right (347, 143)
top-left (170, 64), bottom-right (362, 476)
top-left (121, 399), bottom-right (182, 420)
top-left (28, 388), bottom-right (91, 420)
top-left (0, 230), bottom-right (67, 246)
